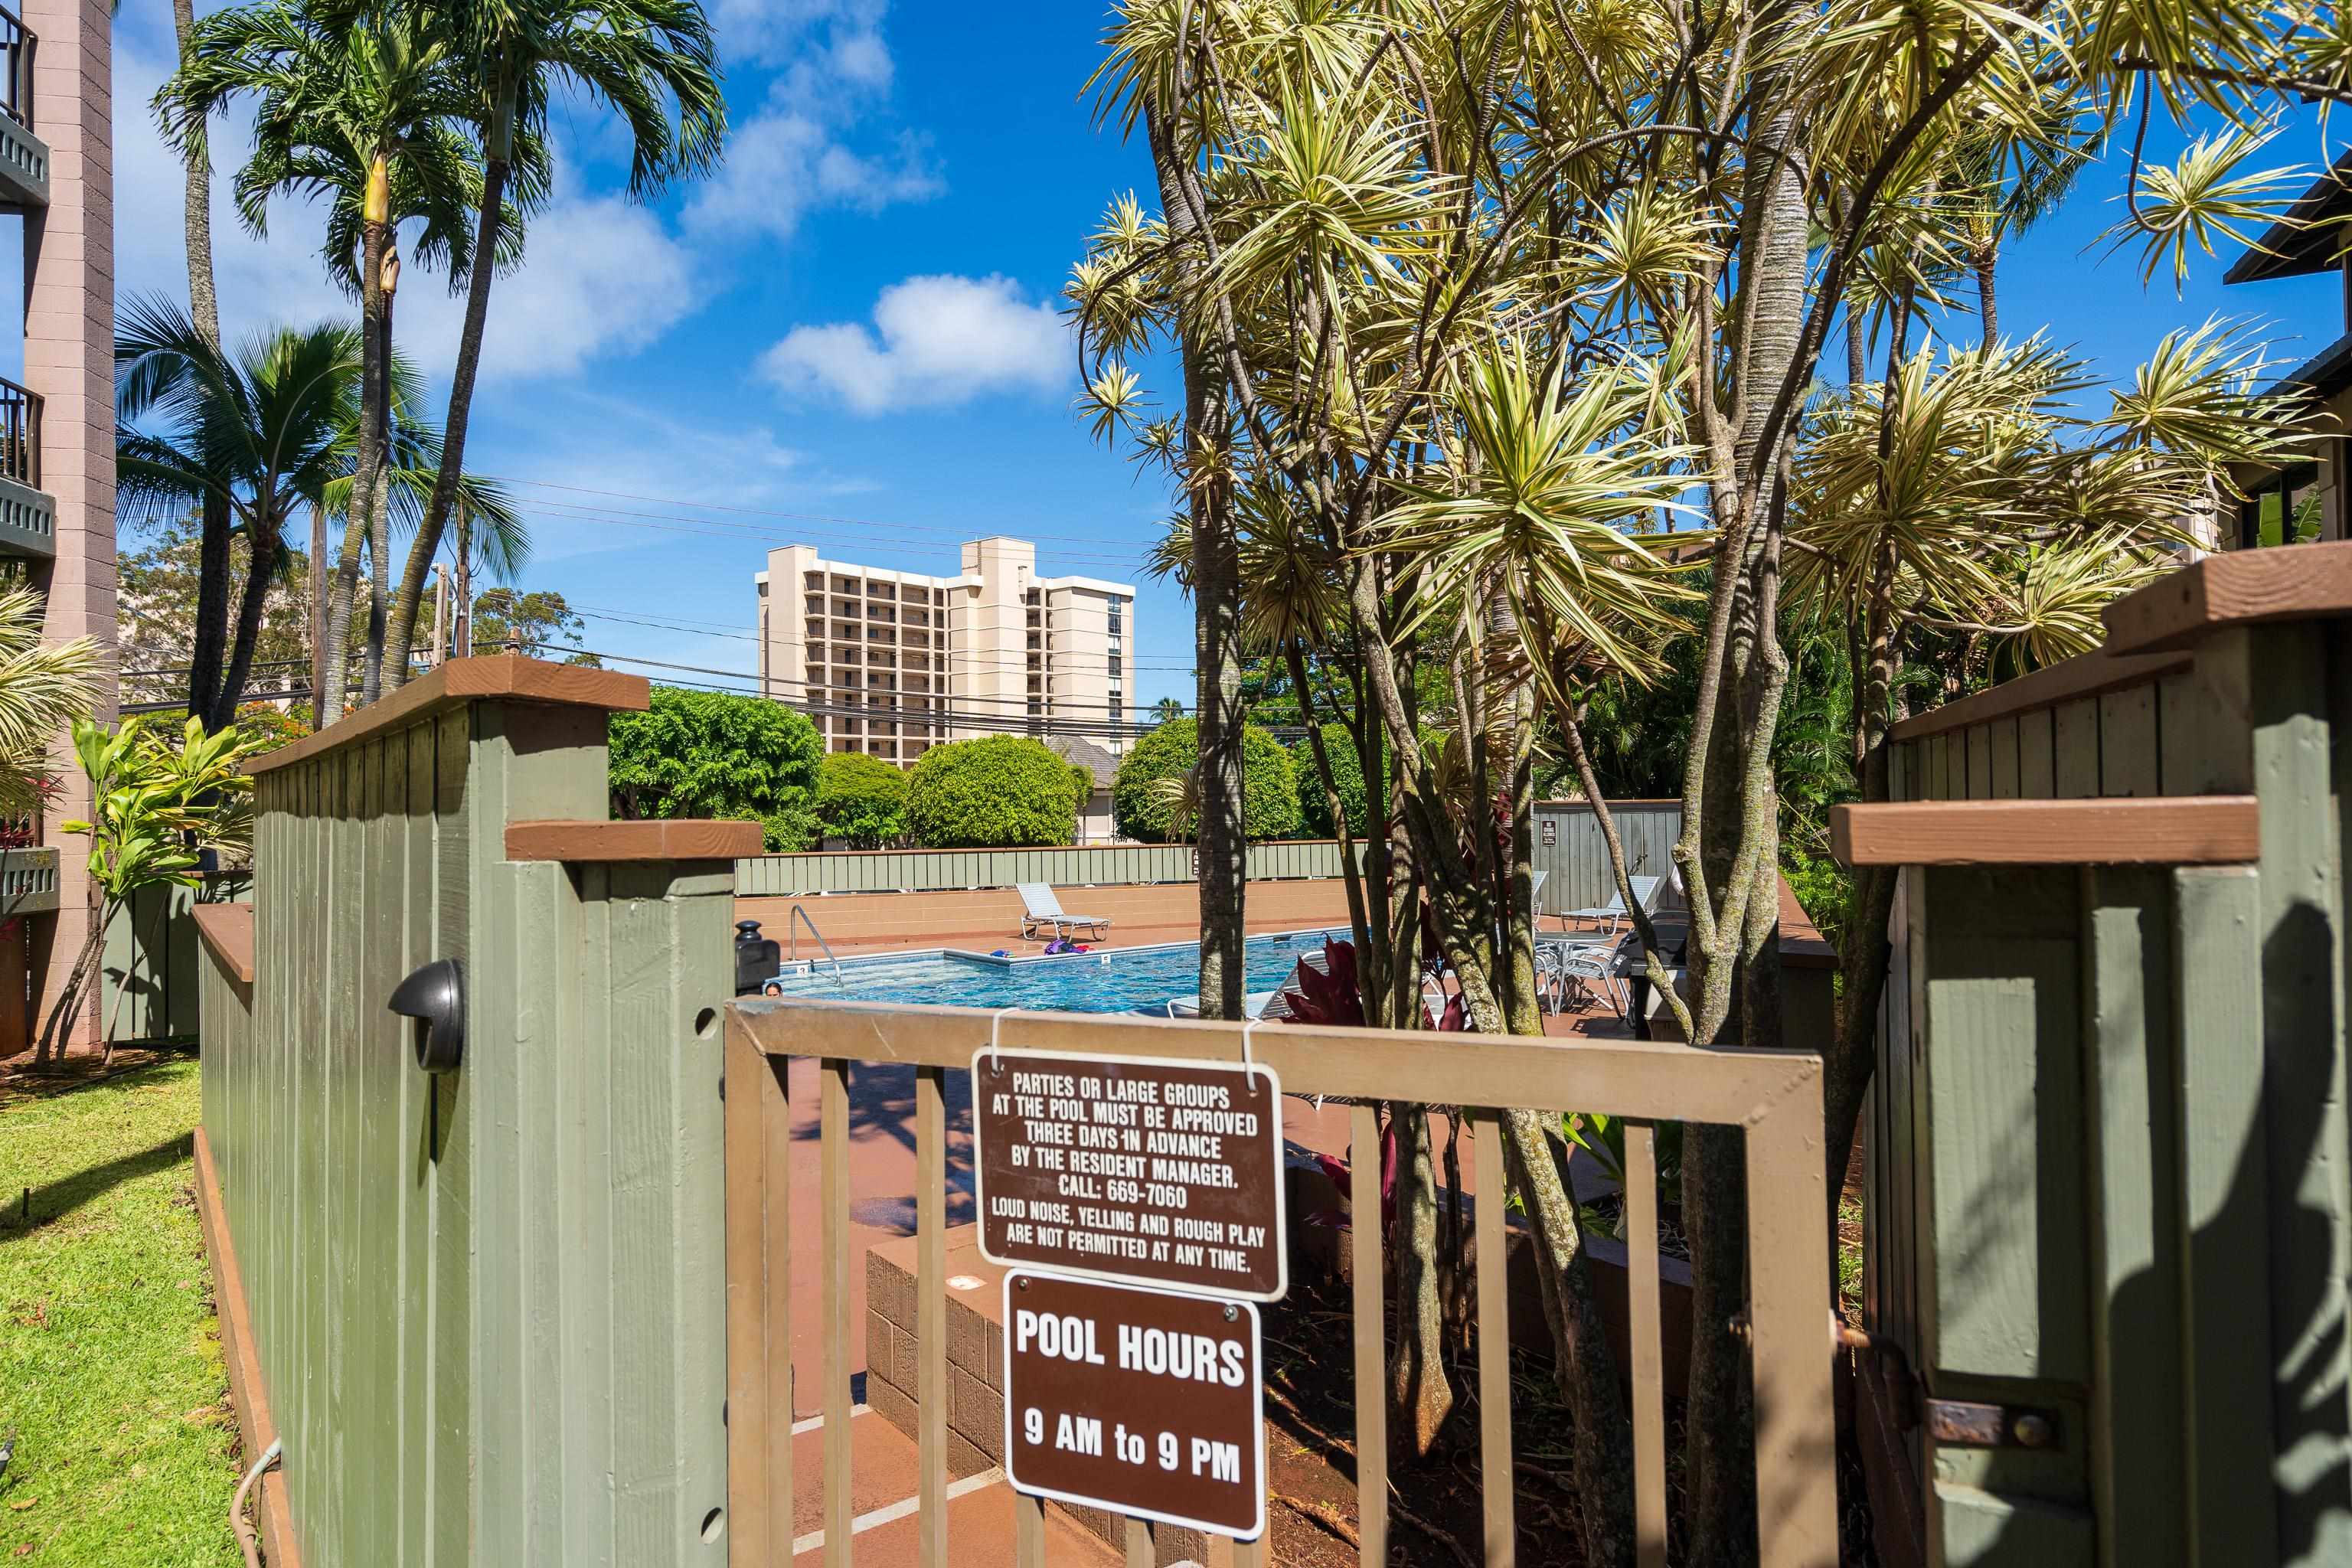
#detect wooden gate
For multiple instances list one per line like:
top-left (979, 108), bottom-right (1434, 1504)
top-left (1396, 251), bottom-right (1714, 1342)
top-left (723, 999), bottom-right (1839, 1567)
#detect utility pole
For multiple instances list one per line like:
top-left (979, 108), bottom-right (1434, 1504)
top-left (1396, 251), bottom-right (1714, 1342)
top-left (431, 564), bottom-right (449, 666)
top-left (454, 502), bottom-right (472, 659)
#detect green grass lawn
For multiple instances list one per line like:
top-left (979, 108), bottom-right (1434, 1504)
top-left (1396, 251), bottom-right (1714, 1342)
top-left (0, 1059), bottom-right (240, 1565)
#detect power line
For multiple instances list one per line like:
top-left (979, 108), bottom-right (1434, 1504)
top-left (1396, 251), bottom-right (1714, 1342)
top-left (569, 603), bottom-right (1200, 675)
top-left (508, 498), bottom-right (1154, 573)
top-left (481, 474), bottom-right (1153, 550)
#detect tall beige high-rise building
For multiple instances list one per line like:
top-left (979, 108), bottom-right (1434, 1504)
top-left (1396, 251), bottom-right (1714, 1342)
top-left (756, 537), bottom-right (1138, 765)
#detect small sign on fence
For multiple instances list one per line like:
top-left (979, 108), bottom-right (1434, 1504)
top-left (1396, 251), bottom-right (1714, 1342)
top-left (972, 1047), bottom-right (1287, 1301)
top-left (1003, 1270), bottom-right (1266, 1539)
top-left (1542, 818), bottom-right (1557, 846)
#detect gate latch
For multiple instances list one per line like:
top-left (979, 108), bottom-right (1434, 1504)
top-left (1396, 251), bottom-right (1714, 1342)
top-left (1925, 1398), bottom-right (2059, 1450)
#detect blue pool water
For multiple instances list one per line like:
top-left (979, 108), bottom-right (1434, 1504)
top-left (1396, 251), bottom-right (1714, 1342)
top-left (762, 928), bottom-right (1344, 1014)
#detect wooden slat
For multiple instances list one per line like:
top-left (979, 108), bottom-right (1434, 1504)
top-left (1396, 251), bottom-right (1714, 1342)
top-left (2102, 537), bottom-right (2352, 653)
top-left (1624, 1122), bottom-right (1666, 1568)
top-left (1125, 1519), bottom-right (1153, 1566)
top-left (1470, 1109), bottom-right (1515, 1567)
top-left (506, 818), bottom-right (765, 862)
top-left (1888, 647), bottom-right (2191, 741)
top-left (2171, 867), bottom-right (2278, 1564)
top-left (1831, 796), bottom-right (2260, 867)
top-left (1014, 1491), bottom-right (1046, 1568)
top-left (1744, 1104), bottom-right (1840, 1567)
top-left (730, 1002), bottom-right (1824, 1131)
top-left (192, 902), bottom-right (256, 985)
top-left (822, 1058), bottom-right (853, 1568)
top-left (2082, 867), bottom-right (2186, 1561)
top-left (724, 1021), bottom-right (789, 1566)
top-left (1351, 1102), bottom-right (1387, 1568)
top-left (917, 1065), bottom-right (948, 1568)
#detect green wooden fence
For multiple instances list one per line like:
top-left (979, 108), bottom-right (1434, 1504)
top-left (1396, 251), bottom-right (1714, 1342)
top-left (733, 799), bottom-right (1683, 910)
top-left (196, 658), bottom-right (735, 1568)
top-left (1841, 545), bottom-right (2352, 1568)
top-left (103, 874), bottom-right (249, 1044)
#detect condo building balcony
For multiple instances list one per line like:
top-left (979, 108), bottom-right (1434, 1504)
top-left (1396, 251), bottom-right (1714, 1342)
top-left (0, 375), bottom-right (51, 558)
top-left (0, 10), bottom-right (46, 210)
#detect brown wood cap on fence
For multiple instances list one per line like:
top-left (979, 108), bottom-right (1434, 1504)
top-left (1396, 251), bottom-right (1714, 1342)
top-left (246, 655), bottom-right (652, 776)
top-left (192, 902), bottom-right (256, 985)
top-left (193, 1129), bottom-right (301, 1568)
top-left (1830, 795), bottom-right (2262, 867)
top-left (2103, 539), bottom-right (2352, 655)
top-left (505, 818), bottom-right (766, 863)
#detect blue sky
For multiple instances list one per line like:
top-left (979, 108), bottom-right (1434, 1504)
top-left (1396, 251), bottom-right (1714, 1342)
top-left (95, 2), bottom-right (2350, 714)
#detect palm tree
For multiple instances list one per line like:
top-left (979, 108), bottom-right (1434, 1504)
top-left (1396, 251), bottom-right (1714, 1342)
top-left (381, 0), bottom-right (727, 692)
top-left (159, 0), bottom-right (518, 712)
top-left (1149, 694), bottom-right (1184, 723)
top-left (115, 296), bottom-right (525, 728)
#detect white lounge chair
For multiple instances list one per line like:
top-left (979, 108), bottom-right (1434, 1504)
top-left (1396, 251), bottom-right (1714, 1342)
top-left (1165, 990), bottom-right (1290, 1020)
top-left (1016, 882), bottom-right (1111, 941)
top-left (1560, 874), bottom-right (1663, 936)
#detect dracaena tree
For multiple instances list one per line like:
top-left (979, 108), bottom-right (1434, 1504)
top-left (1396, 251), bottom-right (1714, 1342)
top-left (1073, 0), bottom-right (2317, 1554)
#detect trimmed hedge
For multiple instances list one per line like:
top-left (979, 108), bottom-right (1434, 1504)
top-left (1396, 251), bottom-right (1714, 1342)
top-left (1297, 721), bottom-right (1370, 838)
top-left (816, 751), bottom-right (910, 848)
top-left (607, 687), bottom-right (824, 851)
top-left (1111, 717), bottom-right (1302, 842)
top-left (906, 735), bottom-right (1084, 848)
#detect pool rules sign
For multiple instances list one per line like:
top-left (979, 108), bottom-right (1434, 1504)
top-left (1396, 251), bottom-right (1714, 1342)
top-left (972, 1047), bottom-right (1287, 1300)
top-left (975, 1047), bottom-right (1283, 1537)
top-left (1003, 1271), bottom-right (1266, 1539)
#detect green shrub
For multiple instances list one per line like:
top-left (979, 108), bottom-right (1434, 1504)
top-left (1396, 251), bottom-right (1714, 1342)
top-left (608, 687), bottom-right (823, 850)
top-left (816, 751), bottom-right (910, 848)
top-left (1295, 722), bottom-right (1369, 838)
top-left (1111, 717), bottom-right (1302, 842)
top-left (906, 736), bottom-right (1083, 848)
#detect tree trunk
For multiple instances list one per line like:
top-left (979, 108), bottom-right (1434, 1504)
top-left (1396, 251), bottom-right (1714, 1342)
top-left (172, 0), bottom-right (219, 354)
top-left (1975, 247), bottom-right (1998, 344)
top-left (309, 505), bottom-right (328, 727)
top-left (384, 128), bottom-right (511, 688)
top-left (454, 505), bottom-right (472, 657)
top-left (210, 514), bottom-right (280, 734)
top-left (1683, 104), bottom-right (1811, 1568)
top-left (1388, 1105), bottom-right (1455, 1459)
top-left (1145, 104), bottom-right (1245, 1018)
top-left (175, 0), bottom-right (228, 729)
top-left (188, 492), bottom-right (231, 724)
top-left (361, 256), bottom-right (397, 704)
top-left (321, 203), bottom-right (388, 726)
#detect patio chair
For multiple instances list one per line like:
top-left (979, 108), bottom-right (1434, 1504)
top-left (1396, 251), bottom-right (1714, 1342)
top-left (1560, 874), bottom-right (1663, 936)
top-left (1539, 932), bottom-right (1639, 1020)
top-left (1016, 882), bottom-right (1112, 942)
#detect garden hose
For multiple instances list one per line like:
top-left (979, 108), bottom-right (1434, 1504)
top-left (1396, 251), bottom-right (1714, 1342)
top-left (230, 1439), bottom-right (282, 1568)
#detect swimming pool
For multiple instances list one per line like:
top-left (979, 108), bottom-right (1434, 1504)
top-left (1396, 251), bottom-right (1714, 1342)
top-left (760, 927), bottom-right (1344, 1014)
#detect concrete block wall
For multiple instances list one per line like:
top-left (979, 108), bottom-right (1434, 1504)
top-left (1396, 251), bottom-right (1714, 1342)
top-left (22, 0), bottom-right (116, 1050)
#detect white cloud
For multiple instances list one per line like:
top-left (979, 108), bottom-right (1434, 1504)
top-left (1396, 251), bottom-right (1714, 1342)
top-left (681, 110), bottom-right (938, 242)
top-left (681, 0), bottom-right (939, 243)
top-left (760, 274), bottom-right (1070, 415)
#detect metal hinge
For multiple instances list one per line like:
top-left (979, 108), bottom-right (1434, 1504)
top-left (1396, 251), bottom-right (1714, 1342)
top-left (1924, 1398), bottom-right (2060, 1450)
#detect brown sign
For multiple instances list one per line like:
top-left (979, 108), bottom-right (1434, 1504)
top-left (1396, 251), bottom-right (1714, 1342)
top-left (1003, 1270), bottom-right (1265, 1539)
top-left (972, 1047), bottom-right (1286, 1300)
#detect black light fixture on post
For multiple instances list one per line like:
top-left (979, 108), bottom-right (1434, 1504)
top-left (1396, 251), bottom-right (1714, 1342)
top-left (390, 959), bottom-right (466, 1073)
